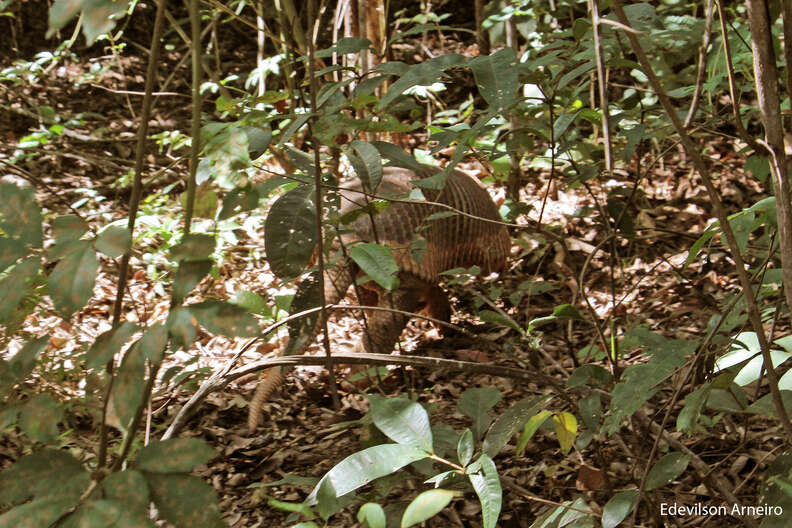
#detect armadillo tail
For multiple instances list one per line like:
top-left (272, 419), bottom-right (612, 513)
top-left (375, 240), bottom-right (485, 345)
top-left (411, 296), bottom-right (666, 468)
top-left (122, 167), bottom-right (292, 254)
top-left (247, 367), bottom-right (285, 433)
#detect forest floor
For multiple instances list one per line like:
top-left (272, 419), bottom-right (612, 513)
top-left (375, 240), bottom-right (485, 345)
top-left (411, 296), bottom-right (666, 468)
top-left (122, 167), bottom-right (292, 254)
top-left (0, 5), bottom-right (778, 528)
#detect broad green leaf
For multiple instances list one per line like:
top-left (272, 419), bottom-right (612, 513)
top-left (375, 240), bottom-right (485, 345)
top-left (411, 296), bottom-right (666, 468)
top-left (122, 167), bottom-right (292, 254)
top-left (264, 184), bottom-right (317, 279)
top-left (0, 497), bottom-right (76, 528)
top-left (350, 140), bottom-right (384, 191)
top-left (86, 322), bottom-right (140, 369)
top-left (379, 54), bottom-right (466, 108)
top-left (567, 364), bottom-right (613, 388)
top-left (369, 395), bottom-right (433, 452)
top-left (171, 234), bottom-right (215, 262)
top-left (19, 394), bottom-right (63, 442)
top-left (0, 448), bottom-right (85, 505)
top-left (3, 336), bottom-right (48, 387)
top-left (467, 454), bottom-right (502, 528)
top-left (457, 429), bottom-right (474, 467)
top-left (0, 180), bottom-right (43, 248)
top-left (167, 306), bottom-right (197, 349)
top-left (305, 444), bottom-right (430, 505)
top-left (479, 309), bottom-right (523, 333)
top-left (139, 323), bottom-right (168, 365)
top-left (0, 237), bottom-right (28, 272)
top-left (645, 453), bottom-right (690, 491)
top-left (483, 395), bottom-right (552, 457)
top-left (602, 490), bottom-right (638, 528)
top-left (172, 259), bottom-right (213, 305)
top-left (95, 225), bottom-right (132, 258)
top-left (316, 36), bottom-right (372, 58)
top-left (553, 412), bottom-right (578, 454)
top-left (60, 498), bottom-right (156, 528)
top-left (145, 473), bottom-right (223, 528)
top-left (516, 410), bottom-right (552, 456)
top-left (110, 342), bottom-right (146, 429)
top-left (52, 215), bottom-right (89, 244)
top-left (401, 489), bottom-right (456, 528)
top-left (349, 243), bottom-right (399, 291)
top-left (577, 394), bottom-right (601, 432)
top-left (357, 502), bottom-right (386, 528)
top-left (676, 385), bottom-right (710, 435)
top-left (529, 303), bottom-right (587, 330)
top-left (188, 300), bottom-right (259, 337)
top-left (0, 257), bottom-right (40, 324)
top-left (233, 289), bottom-right (270, 316)
top-left (457, 387), bottom-right (501, 441)
top-left (469, 48), bottom-right (518, 109)
top-left (218, 185), bottom-right (260, 220)
top-left (370, 141), bottom-right (424, 173)
top-left (48, 240), bottom-right (98, 318)
top-left (135, 438), bottom-right (215, 473)
top-left (101, 470), bottom-right (149, 512)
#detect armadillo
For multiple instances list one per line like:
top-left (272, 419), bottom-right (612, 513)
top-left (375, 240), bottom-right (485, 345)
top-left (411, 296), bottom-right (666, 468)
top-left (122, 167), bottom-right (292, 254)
top-left (248, 165), bottom-right (510, 431)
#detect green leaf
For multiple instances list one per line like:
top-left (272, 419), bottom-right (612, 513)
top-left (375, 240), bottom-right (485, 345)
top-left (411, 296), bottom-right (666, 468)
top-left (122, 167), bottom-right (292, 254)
top-left (370, 141), bottom-right (424, 173)
top-left (145, 473), bottom-right (223, 528)
top-left (349, 140), bottom-right (384, 191)
top-left (139, 323), bottom-right (168, 365)
top-left (0, 237), bottom-right (28, 272)
top-left (0, 497), bottom-right (76, 528)
top-left (479, 309), bottom-right (523, 333)
top-left (167, 306), bottom-right (197, 349)
top-left (101, 470), bottom-right (149, 512)
top-left (135, 438), bottom-right (215, 473)
top-left (645, 453), bottom-right (690, 491)
top-left (218, 185), bottom-right (260, 220)
top-left (19, 394), bottom-right (63, 442)
top-left (52, 215), bottom-right (89, 244)
top-left (369, 395), bottom-right (433, 452)
top-left (172, 259), bottom-right (213, 305)
top-left (357, 503), bottom-right (386, 528)
top-left (0, 257), bottom-right (40, 325)
top-left (188, 300), bottom-right (259, 337)
top-left (0, 180), bottom-right (43, 248)
top-left (469, 48), bottom-right (518, 110)
top-left (3, 336), bottom-right (48, 389)
top-left (602, 490), bottom-right (638, 528)
top-left (264, 184), bottom-right (317, 279)
top-left (305, 444), bottom-right (430, 505)
top-left (529, 303), bottom-right (587, 330)
top-left (483, 395), bottom-right (552, 457)
top-left (467, 454), bottom-right (502, 528)
top-left (86, 322), bottom-right (140, 369)
top-left (60, 498), bottom-right (156, 528)
top-left (95, 225), bottom-right (132, 258)
top-left (676, 385), bottom-right (710, 435)
top-left (515, 410), bottom-right (552, 456)
top-left (171, 234), bottom-right (216, 262)
top-left (401, 489), bottom-right (456, 528)
top-left (233, 290), bottom-right (270, 316)
top-left (48, 240), bottom-right (98, 318)
top-left (553, 412), bottom-right (578, 454)
top-left (457, 387), bottom-right (501, 441)
top-left (0, 448), bottom-right (85, 505)
top-left (379, 54), bottom-right (465, 109)
top-left (457, 429), bottom-right (474, 466)
top-left (349, 243), bottom-right (399, 291)
top-left (110, 342), bottom-right (146, 429)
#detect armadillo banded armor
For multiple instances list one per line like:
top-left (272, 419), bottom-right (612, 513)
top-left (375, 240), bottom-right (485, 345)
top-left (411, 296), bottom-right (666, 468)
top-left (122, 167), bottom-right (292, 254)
top-left (335, 165), bottom-right (509, 355)
top-left (339, 166), bottom-right (509, 281)
top-left (248, 165), bottom-right (509, 432)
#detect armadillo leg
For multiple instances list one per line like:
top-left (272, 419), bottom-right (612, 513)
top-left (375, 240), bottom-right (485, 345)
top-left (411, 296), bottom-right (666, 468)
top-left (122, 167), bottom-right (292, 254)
top-left (360, 274), bottom-right (425, 354)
